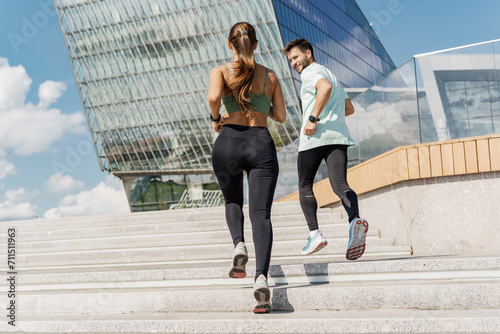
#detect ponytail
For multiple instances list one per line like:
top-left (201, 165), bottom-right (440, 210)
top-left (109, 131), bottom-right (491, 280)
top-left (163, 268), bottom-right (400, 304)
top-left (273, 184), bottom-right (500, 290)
top-left (227, 22), bottom-right (257, 117)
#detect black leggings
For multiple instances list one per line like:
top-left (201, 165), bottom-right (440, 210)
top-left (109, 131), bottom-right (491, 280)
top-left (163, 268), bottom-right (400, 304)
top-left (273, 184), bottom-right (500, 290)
top-left (298, 145), bottom-right (359, 230)
top-left (212, 124), bottom-right (279, 279)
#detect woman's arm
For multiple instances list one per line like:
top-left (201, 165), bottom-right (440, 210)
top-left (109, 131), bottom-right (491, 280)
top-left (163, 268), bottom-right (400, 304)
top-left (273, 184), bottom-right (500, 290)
top-left (207, 67), bottom-right (224, 131)
top-left (268, 71), bottom-right (286, 123)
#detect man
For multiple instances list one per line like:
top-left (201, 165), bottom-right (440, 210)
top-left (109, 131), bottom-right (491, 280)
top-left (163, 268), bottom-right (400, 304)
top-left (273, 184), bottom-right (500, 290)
top-left (284, 39), bottom-right (369, 260)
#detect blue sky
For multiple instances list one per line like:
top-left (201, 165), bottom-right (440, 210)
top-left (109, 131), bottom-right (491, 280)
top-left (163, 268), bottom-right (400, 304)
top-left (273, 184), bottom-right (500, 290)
top-left (0, 0), bottom-right (499, 221)
top-left (0, 0), bottom-right (128, 220)
top-left (357, 0), bottom-right (500, 65)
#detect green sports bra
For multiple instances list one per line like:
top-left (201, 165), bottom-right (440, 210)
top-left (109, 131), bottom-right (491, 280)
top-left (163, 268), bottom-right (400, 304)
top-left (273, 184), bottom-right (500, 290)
top-left (220, 66), bottom-right (272, 116)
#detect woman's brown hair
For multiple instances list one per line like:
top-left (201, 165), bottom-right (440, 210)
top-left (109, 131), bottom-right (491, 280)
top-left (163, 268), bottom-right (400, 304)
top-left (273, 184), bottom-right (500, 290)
top-left (227, 22), bottom-right (257, 116)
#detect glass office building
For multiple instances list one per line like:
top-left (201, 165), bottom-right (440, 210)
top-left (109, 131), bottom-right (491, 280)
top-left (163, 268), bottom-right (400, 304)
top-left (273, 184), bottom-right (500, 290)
top-left (272, 0), bottom-right (395, 99)
top-left (54, 0), bottom-right (396, 210)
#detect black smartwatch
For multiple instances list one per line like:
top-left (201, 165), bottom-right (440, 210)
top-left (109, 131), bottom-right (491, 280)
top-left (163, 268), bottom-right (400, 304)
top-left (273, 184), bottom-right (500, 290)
top-left (210, 114), bottom-right (221, 123)
top-left (309, 115), bottom-right (320, 123)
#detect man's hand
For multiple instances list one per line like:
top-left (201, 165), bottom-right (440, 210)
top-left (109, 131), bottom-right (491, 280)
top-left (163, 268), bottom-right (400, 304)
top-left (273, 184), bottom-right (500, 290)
top-left (345, 98), bottom-right (355, 116)
top-left (303, 121), bottom-right (317, 136)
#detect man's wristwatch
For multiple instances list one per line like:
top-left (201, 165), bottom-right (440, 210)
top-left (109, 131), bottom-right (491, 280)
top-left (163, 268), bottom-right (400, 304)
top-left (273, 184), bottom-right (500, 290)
top-left (309, 115), bottom-right (320, 123)
top-left (210, 114), bottom-right (221, 123)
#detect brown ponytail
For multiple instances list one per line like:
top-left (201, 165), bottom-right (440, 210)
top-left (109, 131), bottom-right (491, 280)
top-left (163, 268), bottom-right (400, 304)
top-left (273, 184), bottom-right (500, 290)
top-left (227, 22), bottom-right (257, 117)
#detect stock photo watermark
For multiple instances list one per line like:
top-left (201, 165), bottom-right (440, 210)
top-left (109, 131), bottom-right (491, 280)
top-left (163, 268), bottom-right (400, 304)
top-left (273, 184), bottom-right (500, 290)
top-left (6, 228), bottom-right (17, 326)
top-left (7, 0), bottom-right (57, 53)
top-left (368, 0), bottom-right (412, 35)
top-left (51, 138), bottom-right (94, 174)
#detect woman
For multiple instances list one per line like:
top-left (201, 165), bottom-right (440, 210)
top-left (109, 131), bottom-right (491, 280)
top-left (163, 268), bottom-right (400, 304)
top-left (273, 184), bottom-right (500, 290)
top-left (207, 22), bottom-right (286, 313)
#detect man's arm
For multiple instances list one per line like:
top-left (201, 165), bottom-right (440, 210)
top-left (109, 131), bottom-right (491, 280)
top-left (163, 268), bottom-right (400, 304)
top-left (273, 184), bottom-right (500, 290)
top-left (303, 78), bottom-right (332, 136)
top-left (310, 78), bottom-right (332, 119)
top-left (345, 98), bottom-right (354, 116)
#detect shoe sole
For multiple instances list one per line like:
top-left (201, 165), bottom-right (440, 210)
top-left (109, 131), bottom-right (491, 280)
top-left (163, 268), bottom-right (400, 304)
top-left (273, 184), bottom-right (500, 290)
top-left (229, 253), bottom-right (248, 278)
top-left (253, 286), bottom-right (271, 314)
top-left (302, 240), bottom-right (328, 256)
top-left (346, 219), bottom-right (369, 260)
top-left (252, 304), bottom-right (271, 313)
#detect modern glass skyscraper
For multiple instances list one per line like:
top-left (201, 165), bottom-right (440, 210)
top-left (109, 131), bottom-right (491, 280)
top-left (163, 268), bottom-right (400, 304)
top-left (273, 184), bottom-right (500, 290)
top-left (272, 0), bottom-right (395, 99)
top-left (54, 0), bottom-right (395, 210)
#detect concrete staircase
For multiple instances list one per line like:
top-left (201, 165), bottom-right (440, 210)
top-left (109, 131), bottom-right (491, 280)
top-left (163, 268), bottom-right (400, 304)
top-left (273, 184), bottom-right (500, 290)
top-left (0, 201), bottom-right (499, 333)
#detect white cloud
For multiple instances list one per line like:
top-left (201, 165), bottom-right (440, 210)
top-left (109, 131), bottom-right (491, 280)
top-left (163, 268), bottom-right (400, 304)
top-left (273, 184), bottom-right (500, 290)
top-left (44, 173), bottom-right (85, 194)
top-left (0, 202), bottom-right (36, 221)
top-left (1, 102), bottom-right (86, 156)
top-left (0, 187), bottom-right (37, 221)
top-left (38, 80), bottom-right (67, 109)
top-left (0, 159), bottom-right (16, 180)
top-left (44, 175), bottom-right (129, 218)
top-left (0, 57), bottom-right (86, 156)
top-left (3, 187), bottom-right (37, 203)
top-left (0, 58), bottom-right (31, 112)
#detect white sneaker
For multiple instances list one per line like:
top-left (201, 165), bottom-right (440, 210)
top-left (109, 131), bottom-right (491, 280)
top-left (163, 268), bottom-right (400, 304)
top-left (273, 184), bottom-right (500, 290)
top-left (346, 217), bottom-right (369, 260)
top-left (253, 274), bottom-right (271, 313)
top-left (229, 242), bottom-right (248, 278)
top-left (301, 230), bottom-right (328, 255)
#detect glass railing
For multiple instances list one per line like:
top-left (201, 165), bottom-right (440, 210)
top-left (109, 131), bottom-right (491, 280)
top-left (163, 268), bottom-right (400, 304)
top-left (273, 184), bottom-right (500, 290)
top-left (347, 38), bottom-right (500, 166)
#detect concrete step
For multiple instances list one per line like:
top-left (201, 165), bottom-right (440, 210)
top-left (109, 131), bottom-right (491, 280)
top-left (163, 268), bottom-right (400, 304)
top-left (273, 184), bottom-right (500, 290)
top-left (0, 239), bottom-right (408, 268)
top-left (4, 211), bottom-right (339, 233)
top-left (4, 279), bottom-right (499, 314)
top-left (7, 255), bottom-right (500, 287)
top-left (0, 195), bottom-right (496, 334)
top-left (3, 309), bottom-right (499, 333)
top-left (8, 224), bottom-right (380, 252)
top-left (5, 214), bottom-right (346, 243)
top-left (0, 204), bottom-right (336, 230)
top-left (2, 246), bottom-right (412, 271)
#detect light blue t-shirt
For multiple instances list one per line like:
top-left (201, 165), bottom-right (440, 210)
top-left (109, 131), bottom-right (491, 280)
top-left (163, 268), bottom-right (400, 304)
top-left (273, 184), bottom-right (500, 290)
top-left (298, 62), bottom-right (355, 152)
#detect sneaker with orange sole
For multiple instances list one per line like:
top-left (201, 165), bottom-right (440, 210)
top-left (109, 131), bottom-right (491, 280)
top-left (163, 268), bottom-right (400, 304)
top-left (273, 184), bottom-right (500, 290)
top-left (253, 274), bottom-right (271, 313)
top-left (229, 242), bottom-right (248, 278)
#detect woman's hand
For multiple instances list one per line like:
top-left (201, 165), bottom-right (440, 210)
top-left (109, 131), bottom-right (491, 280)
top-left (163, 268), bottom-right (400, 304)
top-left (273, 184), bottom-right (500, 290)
top-left (212, 119), bottom-right (223, 132)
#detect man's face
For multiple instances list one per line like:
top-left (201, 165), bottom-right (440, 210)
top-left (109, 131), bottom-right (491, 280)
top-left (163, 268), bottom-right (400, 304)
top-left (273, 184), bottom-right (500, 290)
top-left (287, 47), bottom-right (313, 74)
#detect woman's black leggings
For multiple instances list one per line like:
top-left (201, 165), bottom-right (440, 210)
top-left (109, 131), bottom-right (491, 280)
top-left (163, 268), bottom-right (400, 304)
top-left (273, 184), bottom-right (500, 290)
top-left (212, 124), bottom-right (279, 279)
top-left (298, 144), bottom-right (359, 230)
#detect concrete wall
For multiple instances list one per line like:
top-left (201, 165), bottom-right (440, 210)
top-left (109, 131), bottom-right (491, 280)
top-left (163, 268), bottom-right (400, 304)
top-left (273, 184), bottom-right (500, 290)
top-left (328, 171), bottom-right (500, 256)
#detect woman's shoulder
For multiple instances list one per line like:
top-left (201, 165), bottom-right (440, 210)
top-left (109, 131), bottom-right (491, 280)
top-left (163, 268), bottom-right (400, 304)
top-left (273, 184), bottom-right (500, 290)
top-left (260, 65), bottom-right (279, 84)
top-left (256, 63), bottom-right (276, 76)
top-left (211, 63), bottom-right (237, 75)
top-left (256, 63), bottom-right (268, 71)
top-left (210, 64), bottom-right (227, 72)
top-left (210, 65), bottom-right (231, 80)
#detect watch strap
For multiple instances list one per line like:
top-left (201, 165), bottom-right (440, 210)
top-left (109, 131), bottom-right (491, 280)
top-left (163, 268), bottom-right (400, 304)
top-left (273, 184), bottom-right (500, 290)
top-left (210, 114), bottom-right (221, 123)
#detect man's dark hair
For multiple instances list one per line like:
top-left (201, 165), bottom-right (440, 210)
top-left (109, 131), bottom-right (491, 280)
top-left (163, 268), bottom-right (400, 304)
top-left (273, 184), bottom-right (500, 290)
top-left (283, 39), bottom-right (315, 59)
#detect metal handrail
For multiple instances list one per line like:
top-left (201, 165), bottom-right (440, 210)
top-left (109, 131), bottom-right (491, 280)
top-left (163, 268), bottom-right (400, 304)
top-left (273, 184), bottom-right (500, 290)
top-left (169, 189), bottom-right (223, 210)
